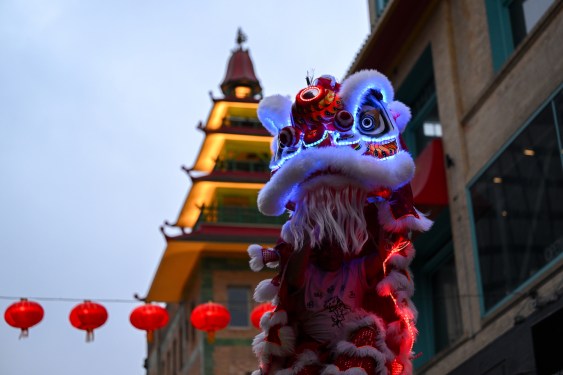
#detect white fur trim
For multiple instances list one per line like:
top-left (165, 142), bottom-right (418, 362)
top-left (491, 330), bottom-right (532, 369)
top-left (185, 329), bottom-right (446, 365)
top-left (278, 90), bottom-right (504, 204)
top-left (266, 261), bottom-right (280, 269)
top-left (257, 326), bottom-right (296, 363)
top-left (343, 312), bottom-right (383, 335)
top-left (388, 101), bottom-right (411, 133)
top-left (335, 341), bottom-right (386, 360)
top-left (254, 279), bottom-right (279, 303)
top-left (252, 331), bottom-right (266, 357)
top-left (321, 365), bottom-right (368, 375)
top-left (248, 244), bottom-right (265, 272)
top-left (386, 243), bottom-right (415, 269)
top-left (294, 175), bottom-right (369, 203)
top-left (377, 202), bottom-right (433, 233)
top-left (377, 270), bottom-right (414, 297)
top-left (280, 220), bottom-right (292, 243)
top-left (258, 147), bottom-right (414, 216)
top-left (342, 313), bottom-right (395, 362)
top-left (276, 369), bottom-right (294, 375)
top-left (333, 341), bottom-right (390, 375)
top-left (276, 350), bottom-right (320, 375)
top-left (260, 310), bottom-right (288, 330)
top-left (340, 70), bottom-right (395, 117)
top-left (251, 370), bottom-right (261, 375)
top-left (257, 95), bottom-right (292, 135)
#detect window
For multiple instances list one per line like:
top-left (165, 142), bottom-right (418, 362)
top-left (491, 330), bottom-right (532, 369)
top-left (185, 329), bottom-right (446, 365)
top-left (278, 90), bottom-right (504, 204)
top-left (412, 211), bottom-right (462, 368)
top-left (485, 0), bottom-right (554, 71)
top-left (555, 90), bottom-right (563, 138)
top-left (375, 0), bottom-right (390, 16)
top-left (430, 252), bottom-right (463, 352)
top-left (234, 86), bottom-right (252, 98)
top-left (468, 89), bottom-right (563, 313)
top-left (396, 46), bottom-right (442, 158)
top-left (227, 286), bottom-right (250, 327)
top-left (409, 102), bottom-right (441, 157)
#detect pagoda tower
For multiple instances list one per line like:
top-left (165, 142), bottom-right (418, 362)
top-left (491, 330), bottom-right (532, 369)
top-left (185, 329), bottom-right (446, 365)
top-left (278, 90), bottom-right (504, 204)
top-left (144, 30), bottom-right (283, 375)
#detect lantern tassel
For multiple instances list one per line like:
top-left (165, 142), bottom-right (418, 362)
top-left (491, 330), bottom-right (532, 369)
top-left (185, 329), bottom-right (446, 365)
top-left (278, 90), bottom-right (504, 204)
top-left (19, 328), bottom-right (29, 339)
top-left (86, 330), bottom-right (94, 343)
top-left (146, 330), bottom-right (154, 343)
top-left (207, 331), bottom-right (215, 344)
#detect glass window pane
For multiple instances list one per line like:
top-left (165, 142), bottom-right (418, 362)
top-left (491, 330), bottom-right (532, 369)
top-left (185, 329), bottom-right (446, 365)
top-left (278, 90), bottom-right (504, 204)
top-left (554, 90), bottom-right (563, 152)
top-left (228, 286), bottom-right (250, 327)
top-left (413, 103), bottom-right (441, 154)
top-left (509, 0), bottom-right (554, 46)
top-left (470, 104), bottom-right (563, 311)
top-left (376, 0), bottom-right (389, 15)
top-left (431, 253), bottom-right (463, 352)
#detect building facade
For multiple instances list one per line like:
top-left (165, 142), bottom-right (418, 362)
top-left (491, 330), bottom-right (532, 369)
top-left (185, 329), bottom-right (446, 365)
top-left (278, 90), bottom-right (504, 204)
top-left (145, 32), bottom-right (283, 375)
top-left (353, 1), bottom-right (562, 374)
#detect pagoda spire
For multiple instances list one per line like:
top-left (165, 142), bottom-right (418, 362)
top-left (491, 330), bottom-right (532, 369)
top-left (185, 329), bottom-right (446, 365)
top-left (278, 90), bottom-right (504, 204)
top-left (236, 27), bottom-right (247, 48)
top-left (220, 28), bottom-right (262, 99)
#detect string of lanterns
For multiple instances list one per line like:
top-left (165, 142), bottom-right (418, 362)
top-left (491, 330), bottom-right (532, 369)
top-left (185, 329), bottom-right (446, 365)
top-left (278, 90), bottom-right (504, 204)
top-left (3, 298), bottom-right (275, 343)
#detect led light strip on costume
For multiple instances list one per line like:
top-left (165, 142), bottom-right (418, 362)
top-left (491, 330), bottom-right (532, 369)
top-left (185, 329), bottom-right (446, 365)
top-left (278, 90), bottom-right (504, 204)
top-left (382, 238), bottom-right (416, 370)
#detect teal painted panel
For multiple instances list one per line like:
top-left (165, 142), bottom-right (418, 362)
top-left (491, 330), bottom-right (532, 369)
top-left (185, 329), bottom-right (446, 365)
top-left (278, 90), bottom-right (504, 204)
top-left (485, 0), bottom-right (515, 71)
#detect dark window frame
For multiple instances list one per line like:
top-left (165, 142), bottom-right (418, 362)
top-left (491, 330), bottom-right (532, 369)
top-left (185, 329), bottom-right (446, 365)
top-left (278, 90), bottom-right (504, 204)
top-left (396, 45), bottom-right (442, 158)
top-left (485, 0), bottom-right (555, 72)
top-left (227, 285), bottom-right (251, 328)
top-left (412, 209), bottom-right (462, 368)
top-left (467, 85), bottom-right (563, 315)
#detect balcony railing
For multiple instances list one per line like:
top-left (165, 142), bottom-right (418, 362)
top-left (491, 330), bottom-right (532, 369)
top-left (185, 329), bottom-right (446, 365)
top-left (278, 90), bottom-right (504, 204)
top-left (195, 205), bottom-right (287, 227)
top-left (222, 116), bottom-right (263, 130)
top-left (214, 159), bottom-right (270, 173)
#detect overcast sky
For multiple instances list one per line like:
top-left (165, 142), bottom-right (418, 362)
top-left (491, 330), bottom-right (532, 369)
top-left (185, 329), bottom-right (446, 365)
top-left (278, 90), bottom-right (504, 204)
top-left (0, 1), bottom-right (369, 374)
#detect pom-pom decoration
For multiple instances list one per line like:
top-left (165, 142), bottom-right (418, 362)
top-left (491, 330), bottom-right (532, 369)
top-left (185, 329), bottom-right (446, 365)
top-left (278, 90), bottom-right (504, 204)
top-left (4, 298), bottom-right (44, 338)
top-left (130, 303), bottom-right (169, 342)
top-left (190, 302), bottom-right (230, 343)
top-left (69, 300), bottom-right (108, 342)
top-left (250, 303), bottom-right (275, 329)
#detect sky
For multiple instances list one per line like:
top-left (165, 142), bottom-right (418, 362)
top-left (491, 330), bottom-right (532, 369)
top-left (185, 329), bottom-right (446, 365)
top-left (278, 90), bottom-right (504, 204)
top-left (0, 1), bottom-right (369, 374)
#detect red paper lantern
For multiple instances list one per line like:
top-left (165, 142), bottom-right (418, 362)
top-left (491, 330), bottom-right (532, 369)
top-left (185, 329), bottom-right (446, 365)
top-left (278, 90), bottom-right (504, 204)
top-left (130, 303), bottom-right (169, 342)
top-left (250, 302), bottom-right (275, 329)
top-left (4, 298), bottom-right (44, 338)
top-left (190, 302), bottom-right (230, 343)
top-left (69, 300), bottom-right (108, 342)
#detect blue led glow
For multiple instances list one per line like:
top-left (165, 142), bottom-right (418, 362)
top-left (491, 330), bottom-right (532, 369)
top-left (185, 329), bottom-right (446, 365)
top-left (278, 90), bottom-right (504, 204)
top-left (333, 132), bottom-right (361, 146)
top-left (334, 139), bottom-right (359, 146)
top-left (360, 135), bottom-right (398, 144)
top-left (269, 148), bottom-right (302, 170)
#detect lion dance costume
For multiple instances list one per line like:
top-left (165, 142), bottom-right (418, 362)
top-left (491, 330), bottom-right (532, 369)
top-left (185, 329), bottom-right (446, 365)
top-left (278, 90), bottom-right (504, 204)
top-left (248, 71), bottom-right (432, 375)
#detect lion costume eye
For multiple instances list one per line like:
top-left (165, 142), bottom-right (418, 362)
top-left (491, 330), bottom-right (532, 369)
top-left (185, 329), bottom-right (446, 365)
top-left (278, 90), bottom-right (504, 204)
top-left (360, 114), bottom-right (376, 132)
top-left (358, 107), bottom-right (391, 136)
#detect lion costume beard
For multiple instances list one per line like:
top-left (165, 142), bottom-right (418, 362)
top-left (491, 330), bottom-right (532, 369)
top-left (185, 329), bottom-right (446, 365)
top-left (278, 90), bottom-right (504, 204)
top-left (282, 185), bottom-right (368, 256)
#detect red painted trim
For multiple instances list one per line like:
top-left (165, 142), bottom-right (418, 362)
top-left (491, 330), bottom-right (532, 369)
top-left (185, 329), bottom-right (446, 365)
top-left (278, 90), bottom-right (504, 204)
top-left (411, 138), bottom-right (448, 207)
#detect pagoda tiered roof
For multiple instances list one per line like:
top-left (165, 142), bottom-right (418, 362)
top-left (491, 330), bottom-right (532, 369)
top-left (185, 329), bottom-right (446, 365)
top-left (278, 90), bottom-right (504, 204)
top-left (146, 31), bottom-right (279, 302)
